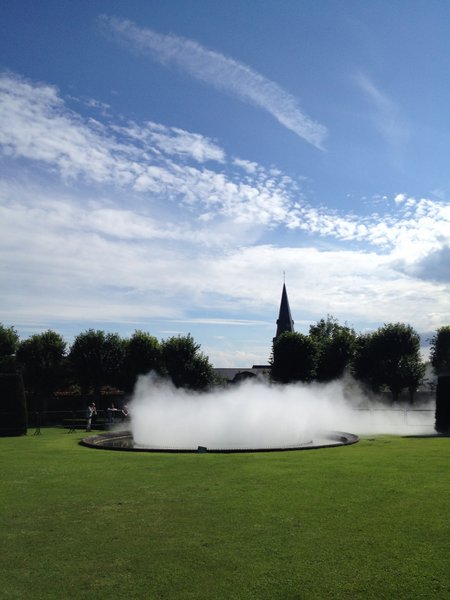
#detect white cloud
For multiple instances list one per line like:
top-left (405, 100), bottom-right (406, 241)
top-left (2, 184), bottom-right (448, 338)
top-left (0, 73), bottom-right (128, 184)
top-left (0, 72), bottom-right (304, 235)
top-left (0, 73), bottom-right (223, 189)
top-left (1, 71), bottom-right (450, 366)
top-left (5, 71), bottom-right (449, 263)
top-left (114, 121), bottom-right (226, 164)
top-left (232, 157), bottom-right (259, 174)
top-left (0, 74), bottom-right (450, 261)
top-left (100, 16), bottom-right (328, 149)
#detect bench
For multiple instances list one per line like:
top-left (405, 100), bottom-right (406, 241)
top-left (63, 418), bottom-right (88, 433)
top-left (62, 418), bottom-right (109, 432)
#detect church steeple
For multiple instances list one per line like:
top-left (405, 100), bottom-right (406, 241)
top-left (274, 283), bottom-right (294, 340)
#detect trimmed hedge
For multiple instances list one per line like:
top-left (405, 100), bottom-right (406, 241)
top-left (0, 373), bottom-right (27, 436)
top-left (435, 375), bottom-right (450, 434)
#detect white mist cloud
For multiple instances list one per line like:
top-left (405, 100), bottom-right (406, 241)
top-left (130, 374), bottom-right (435, 450)
top-left (100, 16), bottom-right (328, 149)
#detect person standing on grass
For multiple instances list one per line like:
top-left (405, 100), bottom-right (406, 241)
top-left (107, 402), bottom-right (118, 424)
top-left (121, 404), bottom-right (129, 421)
top-left (86, 402), bottom-right (97, 432)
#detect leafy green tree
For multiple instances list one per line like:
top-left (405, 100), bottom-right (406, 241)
top-left (352, 332), bottom-right (380, 392)
top-left (16, 330), bottom-right (67, 408)
top-left (270, 331), bottom-right (319, 384)
top-left (309, 315), bottom-right (356, 381)
top-left (122, 330), bottom-right (162, 393)
top-left (0, 323), bottom-right (19, 357)
top-left (353, 323), bottom-right (425, 402)
top-left (69, 330), bottom-right (125, 399)
top-left (0, 323), bottom-right (20, 373)
top-left (161, 334), bottom-right (214, 391)
top-left (430, 326), bottom-right (450, 375)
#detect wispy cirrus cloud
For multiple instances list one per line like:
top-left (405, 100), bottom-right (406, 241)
top-left (354, 71), bottom-right (409, 151)
top-left (100, 16), bottom-right (327, 150)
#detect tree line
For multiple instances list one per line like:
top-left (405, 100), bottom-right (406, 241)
top-left (271, 317), bottom-right (450, 403)
top-left (1, 319), bottom-right (450, 407)
top-left (0, 327), bottom-right (216, 407)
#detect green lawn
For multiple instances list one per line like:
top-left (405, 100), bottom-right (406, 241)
top-left (0, 429), bottom-right (448, 600)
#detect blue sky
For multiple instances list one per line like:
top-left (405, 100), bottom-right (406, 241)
top-left (1, 0), bottom-right (449, 366)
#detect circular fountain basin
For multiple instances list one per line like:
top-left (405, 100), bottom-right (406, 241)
top-left (81, 430), bottom-right (359, 453)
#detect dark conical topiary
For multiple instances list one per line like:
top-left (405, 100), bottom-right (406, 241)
top-left (435, 375), bottom-right (450, 434)
top-left (0, 373), bottom-right (27, 436)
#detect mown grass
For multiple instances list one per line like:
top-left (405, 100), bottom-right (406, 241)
top-left (0, 429), bottom-right (448, 599)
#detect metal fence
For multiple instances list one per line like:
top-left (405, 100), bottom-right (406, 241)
top-left (27, 409), bottom-right (129, 428)
top-left (352, 407), bottom-right (435, 427)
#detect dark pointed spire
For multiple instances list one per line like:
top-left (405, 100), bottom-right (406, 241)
top-left (274, 283), bottom-right (294, 340)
